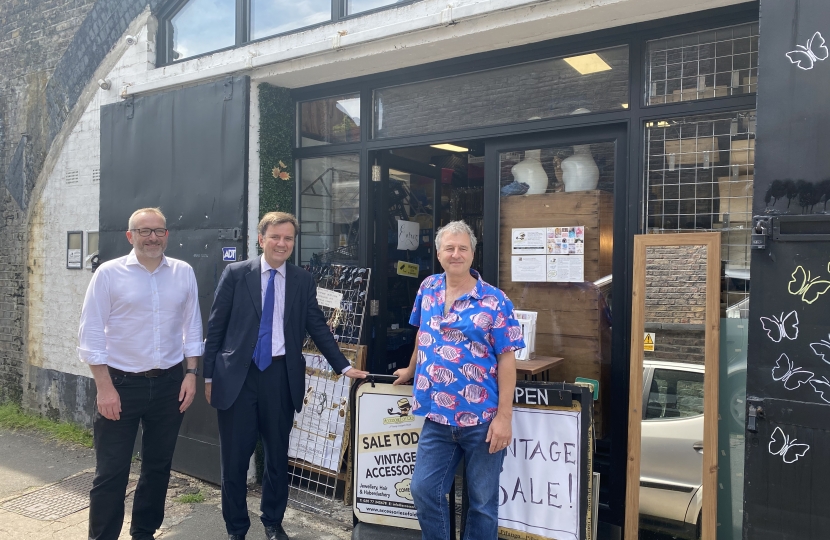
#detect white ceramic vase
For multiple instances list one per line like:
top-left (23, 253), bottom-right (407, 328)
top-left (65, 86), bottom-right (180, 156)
top-left (511, 149), bottom-right (549, 195)
top-left (562, 144), bottom-right (599, 192)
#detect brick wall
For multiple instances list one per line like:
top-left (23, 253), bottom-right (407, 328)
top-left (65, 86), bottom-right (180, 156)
top-left (644, 244), bottom-right (707, 325)
top-left (642, 244), bottom-right (708, 366)
top-left (0, 0), bottom-right (97, 404)
top-left (0, 0), bottom-right (163, 407)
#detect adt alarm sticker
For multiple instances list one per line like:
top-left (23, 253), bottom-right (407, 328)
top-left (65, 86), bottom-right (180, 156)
top-left (222, 247), bottom-right (237, 261)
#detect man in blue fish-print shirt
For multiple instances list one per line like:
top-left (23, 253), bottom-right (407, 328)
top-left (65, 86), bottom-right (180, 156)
top-left (393, 220), bottom-right (525, 540)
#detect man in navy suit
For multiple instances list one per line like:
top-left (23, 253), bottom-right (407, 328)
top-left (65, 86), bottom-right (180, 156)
top-left (203, 212), bottom-right (367, 540)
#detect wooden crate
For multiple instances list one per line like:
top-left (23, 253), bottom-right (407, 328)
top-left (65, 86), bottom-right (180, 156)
top-left (499, 191), bottom-right (613, 437)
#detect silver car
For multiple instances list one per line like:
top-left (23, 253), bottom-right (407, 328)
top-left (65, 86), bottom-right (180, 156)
top-left (639, 360), bottom-right (705, 540)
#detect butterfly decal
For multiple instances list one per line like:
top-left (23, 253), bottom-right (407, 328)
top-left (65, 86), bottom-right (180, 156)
top-left (809, 376), bottom-right (830, 404)
top-left (787, 265), bottom-right (830, 304)
top-left (810, 336), bottom-right (830, 364)
top-left (786, 31), bottom-right (829, 71)
top-left (769, 426), bottom-right (810, 463)
top-left (759, 310), bottom-right (799, 342)
top-left (771, 353), bottom-right (814, 390)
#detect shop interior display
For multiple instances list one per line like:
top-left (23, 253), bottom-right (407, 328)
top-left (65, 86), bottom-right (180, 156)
top-left (511, 148), bottom-right (549, 194)
top-left (562, 144), bottom-right (600, 192)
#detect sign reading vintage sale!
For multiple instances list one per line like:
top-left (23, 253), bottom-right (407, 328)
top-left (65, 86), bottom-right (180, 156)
top-left (498, 386), bottom-right (592, 540)
top-left (353, 383), bottom-right (425, 530)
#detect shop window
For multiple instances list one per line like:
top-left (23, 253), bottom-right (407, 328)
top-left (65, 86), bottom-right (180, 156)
top-left (168, 0), bottom-right (237, 61)
top-left (345, 0), bottom-right (399, 16)
top-left (643, 110), bottom-right (755, 540)
top-left (497, 140), bottom-right (615, 436)
top-left (252, 0), bottom-right (331, 40)
top-left (299, 95), bottom-right (362, 146)
top-left (644, 110), bottom-right (755, 309)
top-left (374, 46), bottom-right (629, 139)
top-left (645, 368), bottom-right (705, 420)
top-left (645, 22), bottom-right (759, 105)
top-left (299, 154), bottom-right (360, 265)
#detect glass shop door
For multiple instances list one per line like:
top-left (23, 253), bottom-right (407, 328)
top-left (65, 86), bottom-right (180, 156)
top-left (369, 151), bottom-right (446, 374)
top-left (482, 124), bottom-right (630, 527)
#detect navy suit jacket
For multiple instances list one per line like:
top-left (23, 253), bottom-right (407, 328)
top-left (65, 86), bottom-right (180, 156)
top-left (203, 258), bottom-right (350, 411)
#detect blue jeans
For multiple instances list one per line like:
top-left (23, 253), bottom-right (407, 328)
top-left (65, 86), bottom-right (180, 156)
top-left (411, 419), bottom-right (505, 540)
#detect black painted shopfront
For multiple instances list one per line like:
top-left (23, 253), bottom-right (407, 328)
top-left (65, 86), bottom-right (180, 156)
top-left (290, 4), bottom-right (761, 538)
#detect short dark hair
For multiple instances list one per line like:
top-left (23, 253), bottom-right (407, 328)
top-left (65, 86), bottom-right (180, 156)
top-left (258, 212), bottom-right (299, 236)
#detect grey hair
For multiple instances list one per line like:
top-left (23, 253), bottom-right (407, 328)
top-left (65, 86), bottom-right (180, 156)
top-left (128, 207), bottom-right (166, 229)
top-left (435, 220), bottom-right (477, 252)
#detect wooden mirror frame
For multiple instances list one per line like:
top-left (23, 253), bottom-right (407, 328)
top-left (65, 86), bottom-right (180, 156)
top-left (624, 232), bottom-right (721, 540)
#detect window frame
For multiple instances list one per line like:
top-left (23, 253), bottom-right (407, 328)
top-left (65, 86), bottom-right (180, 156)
top-left (157, 0), bottom-right (427, 65)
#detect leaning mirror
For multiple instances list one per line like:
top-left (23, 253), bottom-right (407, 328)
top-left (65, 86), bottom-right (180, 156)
top-left (626, 233), bottom-right (720, 540)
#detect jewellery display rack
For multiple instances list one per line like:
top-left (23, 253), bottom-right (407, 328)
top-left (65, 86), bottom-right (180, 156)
top-left (285, 264), bottom-right (371, 515)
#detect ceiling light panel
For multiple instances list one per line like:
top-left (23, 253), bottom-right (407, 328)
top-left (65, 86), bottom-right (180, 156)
top-left (563, 53), bottom-right (612, 75)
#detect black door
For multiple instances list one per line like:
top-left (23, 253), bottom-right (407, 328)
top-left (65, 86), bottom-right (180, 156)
top-left (99, 76), bottom-right (249, 484)
top-left (369, 152), bottom-right (444, 374)
top-left (742, 216), bottom-right (830, 539)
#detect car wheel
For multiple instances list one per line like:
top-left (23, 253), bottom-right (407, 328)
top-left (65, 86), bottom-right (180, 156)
top-left (693, 510), bottom-right (702, 540)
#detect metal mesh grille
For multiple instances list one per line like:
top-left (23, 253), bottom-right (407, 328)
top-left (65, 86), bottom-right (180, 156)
top-left (287, 264), bottom-right (371, 514)
top-left (643, 110), bottom-right (756, 315)
top-left (1, 472), bottom-right (94, 520)
top-left (646, 23), bottom-right (759, 106)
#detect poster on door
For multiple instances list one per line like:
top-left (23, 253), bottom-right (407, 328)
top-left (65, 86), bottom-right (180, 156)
top-left (511, 226), bottom-right (586, 283)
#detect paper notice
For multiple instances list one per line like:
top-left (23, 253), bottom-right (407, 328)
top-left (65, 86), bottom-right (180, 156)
top-left (317, 288), bottom-right (344, 309)
top-left (511, 255), bottom-right (547, 282)
top-left (512, 228), bottom-right (547, 255)
top-left (397, 220), bottom-right (420, 251)
top-left (546, 255), bottom-right (585, 283)
top-left (547, 226), bottom-right (585, 255)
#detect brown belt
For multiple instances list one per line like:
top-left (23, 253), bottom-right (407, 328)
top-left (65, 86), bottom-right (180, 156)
top-left (108, 363), bottom-right (180, 378)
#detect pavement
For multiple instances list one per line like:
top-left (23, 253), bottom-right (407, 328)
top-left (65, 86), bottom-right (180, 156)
top-left (0, 428), bottom-right (353, 540)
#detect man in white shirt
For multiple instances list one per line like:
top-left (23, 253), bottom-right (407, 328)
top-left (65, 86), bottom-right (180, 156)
top-left (78, 208), bottom-right (204, 540)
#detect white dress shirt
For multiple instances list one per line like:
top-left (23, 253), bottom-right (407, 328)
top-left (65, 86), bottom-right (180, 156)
top-left (261, 256), bottom-right (287, 357)
top-left (77, 250), bottom-right (204, 372)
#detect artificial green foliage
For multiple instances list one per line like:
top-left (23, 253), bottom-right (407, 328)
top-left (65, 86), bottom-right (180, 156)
top-left (258, 84), bottom-right (296, 220)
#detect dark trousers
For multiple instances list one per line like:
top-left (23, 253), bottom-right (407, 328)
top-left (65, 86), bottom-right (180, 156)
top-left (217, 358), bottom-right (294, 536)
top-left (88, 366), bottom-right (184, 540)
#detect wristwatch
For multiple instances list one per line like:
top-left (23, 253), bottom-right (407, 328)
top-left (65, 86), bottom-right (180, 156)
top-left (185, 368), bottom-right (198, 376)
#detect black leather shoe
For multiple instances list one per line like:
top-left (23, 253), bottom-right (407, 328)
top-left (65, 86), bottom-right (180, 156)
top-left (264, 524), bottom-right (290, 540)
top-left (228, 535), bottom-right (245, 540)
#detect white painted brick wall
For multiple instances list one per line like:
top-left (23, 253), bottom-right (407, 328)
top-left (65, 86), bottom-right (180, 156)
top-left (28, 24), bottom-right (156, 377)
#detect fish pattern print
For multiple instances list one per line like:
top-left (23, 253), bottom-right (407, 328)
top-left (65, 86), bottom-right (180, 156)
top-left (409, 270), bottom-right (525, 426)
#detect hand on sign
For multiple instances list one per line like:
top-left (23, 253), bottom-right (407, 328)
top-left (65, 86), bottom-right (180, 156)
top-left (392, 365), bottom-right (415, 385)
top-left (486, 413), bottom-right (512, 454)
top-left (344, 368), bottom-right (369, 379)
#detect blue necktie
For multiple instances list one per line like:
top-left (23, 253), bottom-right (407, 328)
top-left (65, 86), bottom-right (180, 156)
top-left (253, 269), bottom-right (277, 371)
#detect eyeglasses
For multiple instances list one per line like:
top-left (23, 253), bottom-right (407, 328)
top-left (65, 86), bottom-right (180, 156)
top-left (130, 228), bottom-right (168, 237)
